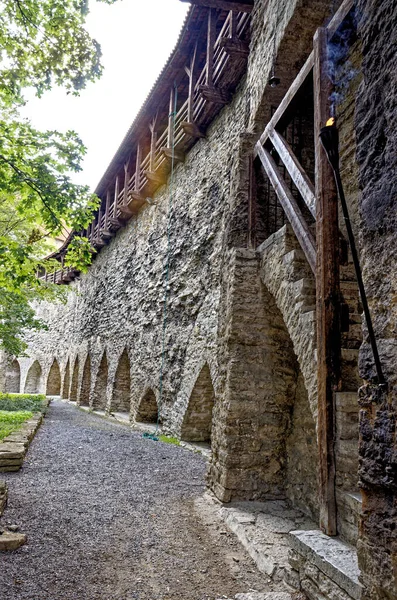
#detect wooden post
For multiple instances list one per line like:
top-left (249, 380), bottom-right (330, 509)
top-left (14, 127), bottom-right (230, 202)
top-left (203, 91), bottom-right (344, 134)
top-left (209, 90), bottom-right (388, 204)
top-left (96, 204), bottom-right (103, 243)
top-left (90, 218), bottom-right (95, 246)
top-left (134, 144), bottom-right (142, 192)
top-left (104, 190), bottom-right (111, 230)
top-left (230, 10), bottom-right (237, 39)
top-left (314, 27), bottom-right (341, 536)
top-left (123, 161), bottom-right (130, 204)
top-left (113, 176), bottom-right (119, 218)
top-left (167, 90), bottom-right (175, 149)
top-left (186, 44), bottom-right (198, 123)
top-left (206, 8), bottom-right (217, 87)
top-left (149, 121), bottom-right (157, 172)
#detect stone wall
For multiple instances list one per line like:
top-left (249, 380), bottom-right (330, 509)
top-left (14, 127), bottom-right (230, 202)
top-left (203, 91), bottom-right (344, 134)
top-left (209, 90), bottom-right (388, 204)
top-left (354, 0), bottom-right (397, 597)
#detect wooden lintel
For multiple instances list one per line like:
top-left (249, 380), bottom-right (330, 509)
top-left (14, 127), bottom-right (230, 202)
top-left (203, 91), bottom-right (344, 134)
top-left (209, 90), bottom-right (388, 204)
top-left (199, 84), bottom-right (231, 105)
top-left (256, 143), bottom-right (316, 273)
top-left (314, 27), bottom-right (341, 537)
top-left (181, 121), bottom-right (206, 139)
top-left (268, 128), bottom-right (316, 218)
top-left (179, 0), bottom-right (253, 13)
top-left (219, 37), bottom-right (249, 58)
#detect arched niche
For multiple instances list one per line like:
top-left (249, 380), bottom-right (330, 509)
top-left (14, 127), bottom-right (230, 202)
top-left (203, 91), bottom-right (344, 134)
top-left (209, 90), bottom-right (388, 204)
top-left (79, 355), bottom-right (91, 406)
top-left (136, 389), bottom-right (158, 424)
top-left (62, 359), bottom-right (71, 399)
top-left (24, 361), bottom-right (42, 394)
top-left (5, 359), bottom-right (21, 393)
top-left (46, 359), bottom-right (61, 396)
top-left (92, 352), bottom-right (108, 410)
top-left (111, 349), bottom-right (131, 413)
top-left (180, 364), bottom-right (215, 443)
top-left (70, 357), bottom-right (79, 401)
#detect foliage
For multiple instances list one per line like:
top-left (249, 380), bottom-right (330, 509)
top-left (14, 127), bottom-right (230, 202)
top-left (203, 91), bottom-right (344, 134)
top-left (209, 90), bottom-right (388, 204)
top-left (0, 0), bottom-right (118, 355)
top-left (0, 393), bottom-right (46, 413)
top-left (158, 435), bottom-right (181, 446)
top-left (0, 409), bottom-right (33, 441)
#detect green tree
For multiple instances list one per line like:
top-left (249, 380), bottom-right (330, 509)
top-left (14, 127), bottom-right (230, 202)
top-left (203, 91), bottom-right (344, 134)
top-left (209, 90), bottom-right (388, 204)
top-left (0, 0), bottom-right (117, 356)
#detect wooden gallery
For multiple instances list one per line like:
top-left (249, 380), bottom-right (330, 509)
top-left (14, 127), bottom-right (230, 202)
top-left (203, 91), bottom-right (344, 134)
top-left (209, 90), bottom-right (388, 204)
top-left (1, 1), bottom-right (396, 598)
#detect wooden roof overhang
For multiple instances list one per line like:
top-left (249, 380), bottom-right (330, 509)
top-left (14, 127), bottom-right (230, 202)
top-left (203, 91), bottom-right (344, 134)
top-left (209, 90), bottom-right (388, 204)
top-left (41, 2), bottom-right (251, 282)
top-left (179, 0), bottom-right (254, 13)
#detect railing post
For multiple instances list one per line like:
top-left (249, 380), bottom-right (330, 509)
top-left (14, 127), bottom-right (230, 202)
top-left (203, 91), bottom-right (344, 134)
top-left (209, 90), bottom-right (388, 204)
top-left (123, 161), bottom-right (130, 204)
top-left (186, 44), bottom-right (198, 123)
top-left (167, 90), bottom-right (176, 149)
top-left (113, 176), bottom-right (119, 218)
top-left (104, 190), bottom-right (111, 230)
top-left (135, 143), bottom-right (142, 192)
top-left (206, 8), bottom-right (216, 87)
top-left (149, 121), bottom-right (157, 172)
top-left (313, 26), bottom-right (341, 537)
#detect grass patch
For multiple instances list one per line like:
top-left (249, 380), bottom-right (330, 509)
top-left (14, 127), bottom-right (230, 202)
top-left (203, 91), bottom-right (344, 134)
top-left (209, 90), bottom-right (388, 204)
top-left (0, 393), bottom-right (46, 413)
top-left (0, 410), bottom-right (33, 441)
top-left (158, 434), bottom-right (180, 446)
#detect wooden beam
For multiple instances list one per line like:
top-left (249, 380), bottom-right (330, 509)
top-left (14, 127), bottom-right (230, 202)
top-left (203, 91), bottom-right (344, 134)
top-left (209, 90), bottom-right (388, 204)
top-left (327, 0), bottom-right (354, 38)
top-left (206, 8), bottom-right (217, 87)
top-left (123, 160), bottom-right (130, 205)
top-left (268, 128), bottom-right (316, 218)
top-left (149, 118), bottom-right (158, 172)
top-left (179, 0), bottom-right (254, 12)
top-left (314, 27), bottom-right (341, 537)
top-left (255, 52), bottom-right (314, 152)
top-left (186, 43), bottom-right (198, 123)
top-left (113, 176), bottom-right (119, 218)
top-left (256, 143), bottom-right (316, 273)
top-left (134, 144), bottom-right (142, 193)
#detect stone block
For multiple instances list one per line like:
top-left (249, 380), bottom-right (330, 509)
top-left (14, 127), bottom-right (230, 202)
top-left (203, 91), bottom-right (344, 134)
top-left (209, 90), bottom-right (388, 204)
top-left (0, 531), bottom-right (27, 551)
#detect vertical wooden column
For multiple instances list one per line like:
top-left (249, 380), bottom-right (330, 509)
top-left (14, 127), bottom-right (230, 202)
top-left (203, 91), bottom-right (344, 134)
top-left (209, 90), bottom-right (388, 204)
top-left (112, 176), bottom-right (119, 218)
top-left (149, 122), bottom-right (157, 172)
top-left (123, 161), bottom-right (130, 204)
top-left (186, 44), bottom-right (197, 123)
top-left (313, 27), bottom-right (341, 536)
top-left (206, 8), bottom-right (216, 87)
top-left (134, 144), bottom-right (142, 192)
top-left (230, 9), bottom-right (237, 39)
top-left (167, 90), bottom-right (176, 149)
top-left (104, 190), bottom-right (111, 230)
top-left (96, 204), bottom-right (103, 243)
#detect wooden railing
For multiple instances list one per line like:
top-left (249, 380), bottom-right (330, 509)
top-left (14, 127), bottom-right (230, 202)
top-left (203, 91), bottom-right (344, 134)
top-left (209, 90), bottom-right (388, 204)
top-left (39, 7), bottom-right (250, 285)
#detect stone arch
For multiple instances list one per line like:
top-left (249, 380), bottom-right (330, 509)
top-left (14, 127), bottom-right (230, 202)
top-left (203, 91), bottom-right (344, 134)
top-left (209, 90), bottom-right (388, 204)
top-left (70, 356), bottom-right (79, 401)
top-left (5, 359), bottom-right (21, 393)
top-left (136, 389), bottom-right (158, 424)
top-left (111, 349), bottom-right (131, 413)
top-left (92, 352), bottom-right (108, 410)
top-left (180, 364), bottom-right (215, 443)
top-left (62, 359), bottom-right (71, 399)
top-left (79, 355), bottom-right (91, 407)
top-left (24, 360), bottom-right (42, 394)
top-left (46, 359), bottom-right (61, 395)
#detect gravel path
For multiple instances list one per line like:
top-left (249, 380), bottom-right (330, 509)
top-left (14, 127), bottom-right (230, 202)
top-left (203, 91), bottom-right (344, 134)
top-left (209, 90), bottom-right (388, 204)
top-left (0, 400), bottom-right (268, 600)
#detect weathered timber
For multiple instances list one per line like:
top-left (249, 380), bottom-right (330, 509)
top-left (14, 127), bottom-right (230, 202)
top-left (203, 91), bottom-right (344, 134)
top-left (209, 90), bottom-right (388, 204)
top-left (268, 128), bottom-right (316, 218)
top-left (256, 143), bottom-right (316, 273)
top-left (186, 42), bottom-right (198, 123)
top-left (327, 0), bottom-right (355, 39)
top-left (123, 161), bottom-right (130, 205)
top-left (179, 0), bottom-right (253, 12)
top-left (167, 89), bottom-right (176, 149)
top-left (161, 147), bottom-right (185, 165)
top-left (199, 84), bottom-right (231, 104)
top-left (314, 26), bottom-right (341, 537)
top-left (219, 37), bottom-right (249, 58)
top-left (255, 52), bottom-right (315, 152)
top-left (134, 144), bottom-right (143, 192)
top-left (112, 176), bottom-right (120, 218)
top-left (206, 8), bottom-right (217, 87)
top-left (181, 121), bottom-right (206, 138)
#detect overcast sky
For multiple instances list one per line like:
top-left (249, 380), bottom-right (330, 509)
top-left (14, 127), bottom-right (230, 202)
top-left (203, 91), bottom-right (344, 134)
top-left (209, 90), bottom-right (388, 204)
top-left (21, 0), bottom-right (189, 191)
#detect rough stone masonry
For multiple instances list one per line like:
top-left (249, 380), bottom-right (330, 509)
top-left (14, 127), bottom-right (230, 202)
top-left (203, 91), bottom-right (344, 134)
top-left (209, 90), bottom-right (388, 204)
top-left (1, 1), bottom-right (396, 599)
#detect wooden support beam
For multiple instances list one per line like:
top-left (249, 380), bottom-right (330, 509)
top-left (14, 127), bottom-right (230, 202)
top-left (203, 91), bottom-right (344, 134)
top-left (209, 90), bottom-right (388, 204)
top-left (256, 143), bottom-right (316, 273)
top-left (149, 119), bottom-right (158, 172)
top-left (161, 147), bottom-right (185, 165)
top-left (268, 128), bottom-right (316, 218)
top-left (179, 0), bottom-right (253, 13)
top-left (186, 43), bottom-right (198, 123)
top-left (219, 37), bottom-right (249, 58)
top-left (206, 8), bottom-right (217, 87)
top-left (327, 0), bottom-right (355, 39)
top-left (181, 121), bottom-right (206, 138)
top-left (113, 176), bottom-right (119, 218)
top-left (123, 160), bottom-right (130, 205)
top-left (314, 27), bottom-right (341, 537)
top-left (199, 84), bottom-right (231, 104)
top-left (167, 89), bottom-right (176, 149)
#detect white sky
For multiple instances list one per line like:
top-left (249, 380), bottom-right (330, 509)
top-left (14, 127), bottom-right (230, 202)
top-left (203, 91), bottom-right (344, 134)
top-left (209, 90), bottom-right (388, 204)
top-left (21, 0), bottom-right (189, 191)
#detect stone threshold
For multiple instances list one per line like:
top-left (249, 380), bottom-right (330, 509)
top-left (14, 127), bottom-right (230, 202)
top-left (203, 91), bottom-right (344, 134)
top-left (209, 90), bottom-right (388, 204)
top-left (218, 498), bottom-right (362, 600)
top-left (0, 399), bottom-right (50, 472)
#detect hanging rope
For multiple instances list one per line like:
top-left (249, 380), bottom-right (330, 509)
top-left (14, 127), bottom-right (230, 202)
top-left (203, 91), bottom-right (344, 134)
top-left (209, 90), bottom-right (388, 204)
top-left (144, 83), bottom-right (178, 442)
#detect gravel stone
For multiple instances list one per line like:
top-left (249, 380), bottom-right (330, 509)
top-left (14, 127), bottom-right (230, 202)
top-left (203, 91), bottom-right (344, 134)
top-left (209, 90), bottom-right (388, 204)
top-left (0, 401), bottom-right (268, 599)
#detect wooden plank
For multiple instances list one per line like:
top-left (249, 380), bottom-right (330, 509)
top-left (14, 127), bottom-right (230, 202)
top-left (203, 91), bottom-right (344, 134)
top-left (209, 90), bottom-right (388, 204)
top-left (268, 128), bottom-right (316, 218)
top-left (314, 27), bottom-right (341, 537)
top-left (327, 0), bottom-right (354, 38)
top-left (255, 52), bottom-right (314, 153)
top-left (134, 144), bottom-right (142, 192)
top-left (206, 8), bottom-right (217, 86)
top-left (179, 0), bottom-right (254, 12)
top-left (256, 143), bottom-right (316, 273)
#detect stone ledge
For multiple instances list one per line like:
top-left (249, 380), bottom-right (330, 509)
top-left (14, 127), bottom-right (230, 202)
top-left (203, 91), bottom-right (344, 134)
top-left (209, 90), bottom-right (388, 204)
top-left (0, 400), bottom-right (50, 472)
top-left (289, 530), bottom-right (362, 600)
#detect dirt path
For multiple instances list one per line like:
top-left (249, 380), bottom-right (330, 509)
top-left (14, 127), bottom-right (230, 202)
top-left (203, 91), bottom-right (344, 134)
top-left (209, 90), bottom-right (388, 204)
top-left (0, 400), bottom-right (269, 600)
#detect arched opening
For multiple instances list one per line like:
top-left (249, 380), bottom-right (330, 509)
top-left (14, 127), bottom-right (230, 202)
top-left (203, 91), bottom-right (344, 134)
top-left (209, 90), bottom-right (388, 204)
top-left (62, 359), bottom-right (70, 399)
top-left (92, 352), bottom-right (108, 410)
top-left (136, 389), bottom-right (158, 424)
top-left (24, 361), bottom-right (42, 394)
top-left (181, 364), bottom-right (215, 444)
top-left (111, 349), bottom-right (131, 413)
top-left (79, 355), bottom-right (91, 407)
top-left (5, 359), bottom-right (21, 393)
top-left (46, 359), bottom-right (61, 396)
top-left (70, 357), bottom-right (79, 401)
